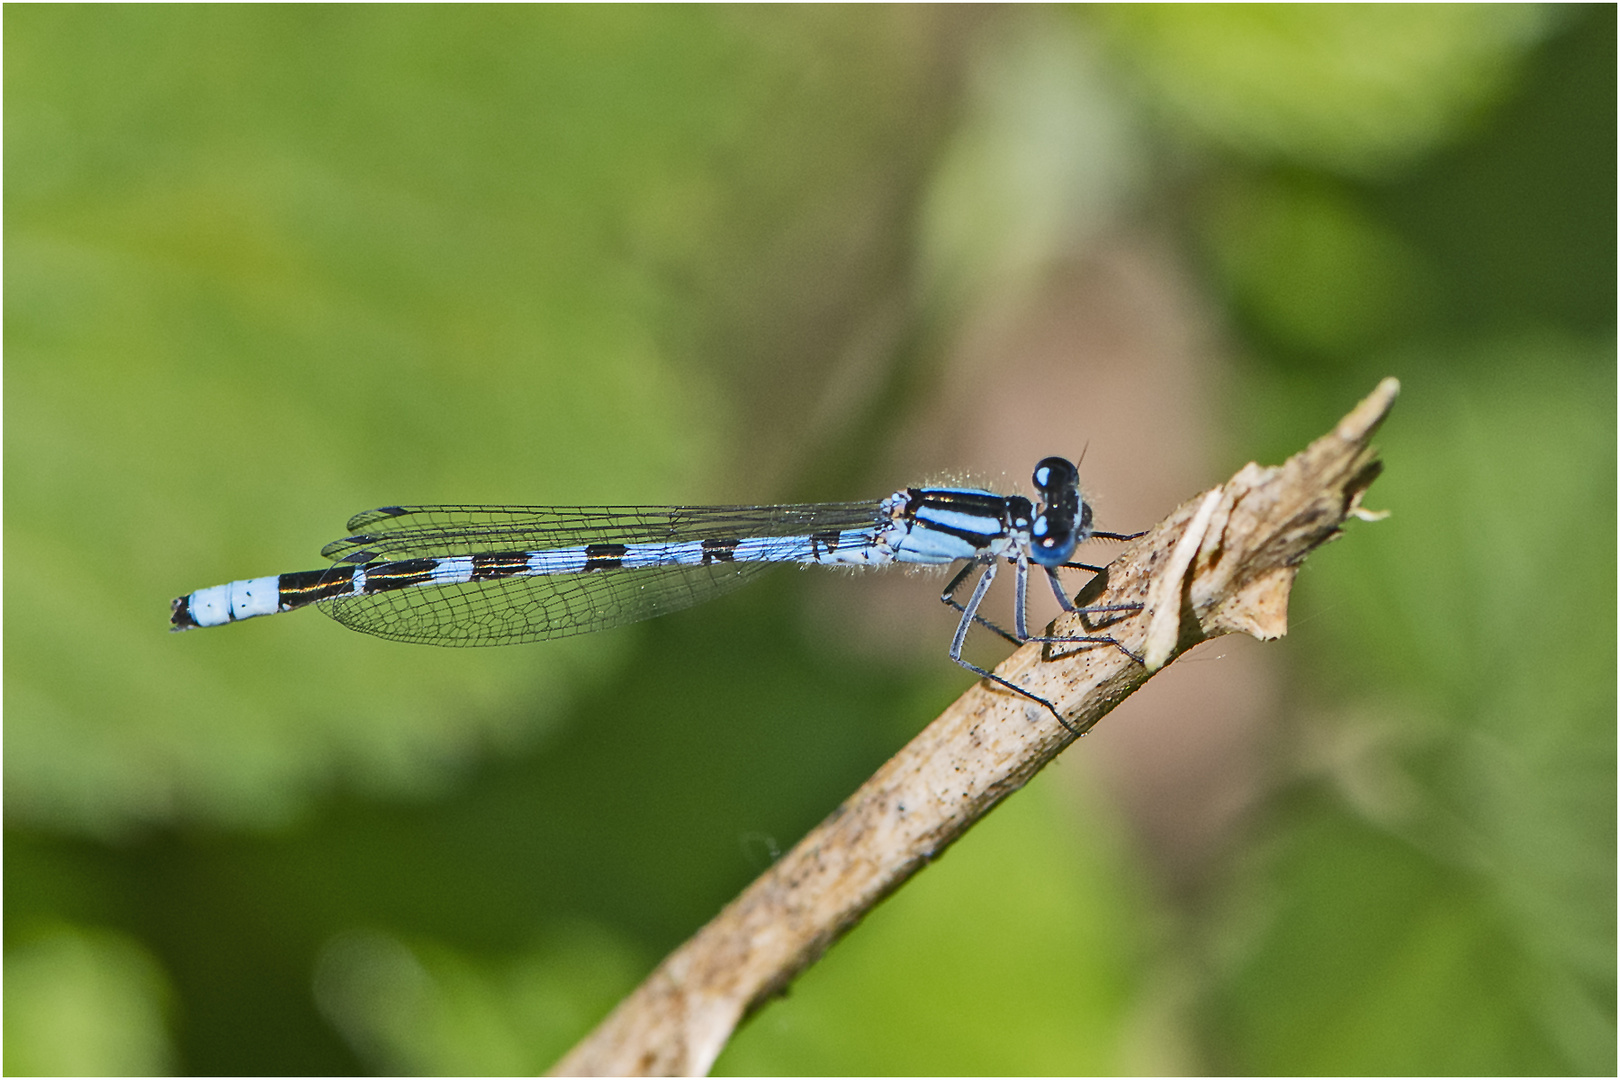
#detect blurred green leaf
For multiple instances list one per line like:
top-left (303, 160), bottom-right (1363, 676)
top-left (1207, 802), bottom-right (1573, 1074)
top-left (1210, 340), bottom-right (1617, 1074)
top-left (5, 6), bottom-right (950, 836)
top-left (313, 923), bottom-right (643, 1075)
top-left (1096, 5), bottom-right (1552, 175)
top-left (716, 771), bottom-right (1167, 1075)
top-left (5, 923), bottom-right (177, 1076)
top-left (919, 11), bottom-right (1146, 315)
top-left (1202, 175), bottom-right (1432, 359)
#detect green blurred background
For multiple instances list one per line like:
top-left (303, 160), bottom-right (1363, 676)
top-left (6, 6), bottom-right (1613, 1074)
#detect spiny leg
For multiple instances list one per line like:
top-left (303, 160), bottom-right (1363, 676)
top-left (1020, 564), bottom-right (1145, 666)
top-left (940, 560), bottom-right (1022, 647)
top-left (949, 560), bottom-right (997, 663)
top-left (1015, 556), bottom-right (1030, 639)
top-left (1045, 565), bottom-right (1141, 620)
top-left (947, 561), bottom-right (1078, 735)
top-left (946, 560), bottom-right (1137, 647)
top-left (1047, 563), bottom-right (1076, 612)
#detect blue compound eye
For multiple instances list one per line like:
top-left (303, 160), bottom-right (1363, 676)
top-left (1028, 456), bottom-right (1083, 567)
top-left (1029, 513), bottom-right (1076, 566)
top-left (1029, 504), bottom-right (1077, 566)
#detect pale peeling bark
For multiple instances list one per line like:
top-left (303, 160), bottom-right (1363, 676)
top-left (552, 377), bottom-right (1399, 1077)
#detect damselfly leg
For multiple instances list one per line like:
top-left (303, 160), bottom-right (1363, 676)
top-left (941, 556), bottom-right (1142, 734)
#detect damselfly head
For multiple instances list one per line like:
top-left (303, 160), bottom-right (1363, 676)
top-left (1029, 455), bottom-right (1086, 567)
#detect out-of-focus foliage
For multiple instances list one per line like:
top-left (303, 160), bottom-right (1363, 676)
top-left (6, 5), bottom-right (1613, 1076)
top-left (1093, 5), bottom-right (1553, 175)
top-left (311, 924), bottom-right (643, 1075)
top-left (718, 778), bottom-right (1159, 1075)
top-left (919, 16), bottom-right (1146, 315)
top-left (6, 5), bottom-right (943, 835)
top-left (1202, 176), bottom-right (1431, 357)
top-left (1209, 346), bottom-right (1615, 1074)
top-left (3, 924), bottom-right (176, 1075)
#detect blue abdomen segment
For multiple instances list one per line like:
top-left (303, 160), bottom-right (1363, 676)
top-left (173, 575), bottom-right (283, 627)
top-left (171, 569), bottom-right (356, 629)
top-left (169, 525), bottom-right (897, 634)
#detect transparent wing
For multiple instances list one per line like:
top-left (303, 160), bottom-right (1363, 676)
top-left (317, 559), bottom-right (778, 645)
top-left (321, 502), bottom-right (884, 562)
top-left (314, 500), bottom-right (888, 645)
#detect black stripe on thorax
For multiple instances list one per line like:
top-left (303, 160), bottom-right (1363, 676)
top-left (585, 543), bottom-right (628, 571)
top-left (905, 488), bottom-right (1015, 544)
top-left (912, 488), bottom-right (1010, 517)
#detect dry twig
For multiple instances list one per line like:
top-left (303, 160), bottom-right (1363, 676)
top-left (552, 377), bottom-right (1399, 1077)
